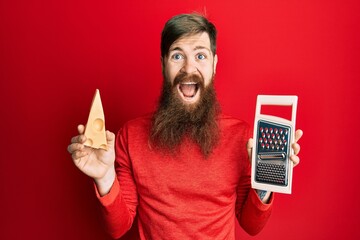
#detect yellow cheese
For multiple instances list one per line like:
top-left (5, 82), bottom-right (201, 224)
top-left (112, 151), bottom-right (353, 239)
top-left (84, 89), bottom-right (107, 150)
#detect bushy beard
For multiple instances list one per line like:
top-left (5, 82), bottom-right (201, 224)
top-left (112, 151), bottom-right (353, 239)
top-left (150, 72), bottom-right (220, 157)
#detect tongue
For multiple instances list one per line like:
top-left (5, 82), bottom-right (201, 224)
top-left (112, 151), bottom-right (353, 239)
top-left (180, 84), bottom-right (196, 97)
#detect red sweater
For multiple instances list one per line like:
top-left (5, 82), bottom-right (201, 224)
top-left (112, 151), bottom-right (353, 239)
top-left (96, 114), bottom-right (273, 239)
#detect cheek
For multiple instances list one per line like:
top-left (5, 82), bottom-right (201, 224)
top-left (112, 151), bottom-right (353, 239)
top-left (202, 66), bottom-right (215, 87)
top-left (164, 64), bottom-right (180, 84)
top-left (203, 78), bottom-right (212, 88)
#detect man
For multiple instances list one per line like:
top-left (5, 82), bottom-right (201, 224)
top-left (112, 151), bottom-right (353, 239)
top-left (68, 13), bottom-right (302, 239)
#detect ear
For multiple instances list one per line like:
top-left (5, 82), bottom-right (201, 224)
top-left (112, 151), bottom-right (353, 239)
top-left (160, 56), bottom-right (164, 68)
top-left (213, 54), bottom-right (218, 74)
top-left (160, 56), bottom-right (165, 75)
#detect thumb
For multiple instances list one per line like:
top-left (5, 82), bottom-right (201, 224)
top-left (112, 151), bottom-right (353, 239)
top-left (106, 130), bottom-right (116, 149)
top-left (247, 138), bottom-right (253, 159)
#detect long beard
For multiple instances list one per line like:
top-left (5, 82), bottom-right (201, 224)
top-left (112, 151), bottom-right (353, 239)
top-left (150, 72), bottom-right (220, 157)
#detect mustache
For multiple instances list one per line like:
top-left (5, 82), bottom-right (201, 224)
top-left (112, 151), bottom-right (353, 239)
top-left (173, 72), bottom-right (204, 86)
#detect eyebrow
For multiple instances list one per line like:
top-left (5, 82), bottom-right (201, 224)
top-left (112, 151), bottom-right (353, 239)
top-left (194, 46), bottom-right (211, 52)
top-left (169, 46), bottom-right (211, 53)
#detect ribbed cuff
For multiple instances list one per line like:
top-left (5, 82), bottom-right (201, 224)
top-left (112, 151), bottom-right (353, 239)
top-left (250, 188), bottom-right (274, 211)
top-left (94, 178), bottom-right (120, 207)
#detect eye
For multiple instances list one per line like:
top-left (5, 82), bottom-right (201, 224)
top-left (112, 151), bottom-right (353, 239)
top-left (197, 53), bottom-right (206, 60)
top-left (172, 53), bottom-right (183, 61)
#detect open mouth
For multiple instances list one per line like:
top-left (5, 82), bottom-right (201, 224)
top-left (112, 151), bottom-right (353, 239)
top-left (177, 82), bottom-right (200, 103)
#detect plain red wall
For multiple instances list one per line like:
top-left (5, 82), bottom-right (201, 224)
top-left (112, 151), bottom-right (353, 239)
top-left (1, 0), bottom-right (359, 239)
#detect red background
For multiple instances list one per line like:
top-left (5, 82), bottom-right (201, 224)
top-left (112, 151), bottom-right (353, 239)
top-left (1, 0), bottom-right (359, 239)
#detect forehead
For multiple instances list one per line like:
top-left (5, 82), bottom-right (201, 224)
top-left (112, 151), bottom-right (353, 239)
top-left (170, 32), bottom-right (211, 51)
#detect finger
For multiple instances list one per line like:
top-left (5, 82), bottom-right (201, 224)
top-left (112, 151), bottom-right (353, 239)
top-left (106, 130), bottom-right (116, 148)
top-left (72, 150), bottom-right (89, 161)
top-left (246, 138), bottom-right (253, 158)
top-left (290, 154), bottom-right (300, 167)
top-left (78, 124), bottom-right (85, 134)
top-left (295, 129), bottom-right (303, 142)
top-left (67, 142), bottom-right (84, 154)
top-left (292, 142), bottom-right (301, 155)
top-left (71, 134), bottom-right (87, 144)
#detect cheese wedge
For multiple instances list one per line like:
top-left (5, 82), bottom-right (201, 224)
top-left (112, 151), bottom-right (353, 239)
top-left (84, 89), bottom-right (107, 150)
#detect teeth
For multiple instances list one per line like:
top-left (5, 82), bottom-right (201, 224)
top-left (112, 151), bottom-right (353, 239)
top-left (182, 82), bottom-right (196, 85)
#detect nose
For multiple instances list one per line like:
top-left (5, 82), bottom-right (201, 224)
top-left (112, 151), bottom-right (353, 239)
top-left (181, 58), bottom-right (197, 74)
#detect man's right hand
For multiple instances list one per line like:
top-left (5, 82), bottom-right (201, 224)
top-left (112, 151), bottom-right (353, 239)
top-left (67, 124), bottom-right (116, 196)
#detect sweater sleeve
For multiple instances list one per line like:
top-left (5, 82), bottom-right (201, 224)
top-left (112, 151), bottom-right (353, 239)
top-left (237, 185), bottom-right (274, 235)
top-left (95, 127), bottom-right (139, 239)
